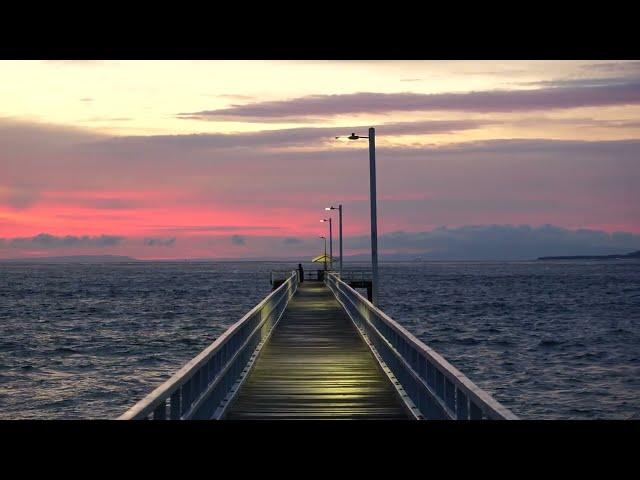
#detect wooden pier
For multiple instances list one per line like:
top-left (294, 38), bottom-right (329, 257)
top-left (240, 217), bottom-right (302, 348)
top-left (225, 282), bottom-right (408, 419)
top-left (119, 271), bottom-right (517, 421)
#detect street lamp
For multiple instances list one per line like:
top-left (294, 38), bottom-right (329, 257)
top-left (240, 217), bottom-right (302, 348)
top-left (335, 127), bottom-right (379, 306)
top-left (325, 205), bottom-right (342, 277)
top-left (320, 218), bottom-right (332, 270)
top-left (319, 235), bottom-right (327, 271)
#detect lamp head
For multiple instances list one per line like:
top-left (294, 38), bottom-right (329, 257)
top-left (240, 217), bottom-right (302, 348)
top-left (336, 133), bottom-right (365, 140)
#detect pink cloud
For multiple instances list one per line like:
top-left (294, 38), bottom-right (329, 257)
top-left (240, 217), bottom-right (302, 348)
top-left (1, 118), bottom-right (639, 259)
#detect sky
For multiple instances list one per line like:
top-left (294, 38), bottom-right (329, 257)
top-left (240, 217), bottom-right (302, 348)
top-left (1, 60), bottom-right (640, 260)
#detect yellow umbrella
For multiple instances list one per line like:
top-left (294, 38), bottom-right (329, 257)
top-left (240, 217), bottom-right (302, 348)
top-left (311, 254), bottom-right (334, 263)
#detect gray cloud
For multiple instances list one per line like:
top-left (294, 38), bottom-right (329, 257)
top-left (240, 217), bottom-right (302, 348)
top-left (2, 118), bottom-right (638, 235)
top-left (145, 225), bottom-right (280, 232)
top-left (498, 116), bottom-right (640, 130)
top-left (344, 225), bottom-right (640, 260)
top-left (386, 138), bottom-right (640, 156)
top-left (282, 237), bottom-right (303, 245)
top-left (580, 61), bottom-right (640, 73)
top-left (519, 77), bottom-right (640, 89)
top-left (176, 82), bottom-right (640, 120)
top-left (80, 198), bottom-right (142, 209)
top-left (231, 234), bottom-right (246, 246)
top-left (0, 186), bottom-right (40, 210)
top-left (5, 233), bottom-right (125, 249)
top-left (144, 237), bottom-right (176, 247)
top-left (0, 117), bottom-right (103, 159)
top-left (159, 120), bottom-right (489, 148)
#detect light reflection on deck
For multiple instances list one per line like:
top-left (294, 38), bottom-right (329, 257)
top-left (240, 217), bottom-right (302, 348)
top-left (224, 282), bottom-right (409, 420)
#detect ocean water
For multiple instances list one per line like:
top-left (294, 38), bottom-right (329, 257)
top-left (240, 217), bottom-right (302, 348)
top-left (0, 260), bottom-right (638, 419)
top-left (378, 261), bottom-right (640, 419)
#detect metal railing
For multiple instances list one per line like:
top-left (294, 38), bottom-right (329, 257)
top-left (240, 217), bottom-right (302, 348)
top-left (333, 270), bottom-right (372, 283)
top-left (270, 269), bottom-right (325, 283)
top-left (302, 270), bottom-right (325, 281)
top-left (326, 272), bottom-right (517, 420)
top-left (119, 271), bottom-right (299, 420)
top-left (270, 270), bottom-right (297, 284)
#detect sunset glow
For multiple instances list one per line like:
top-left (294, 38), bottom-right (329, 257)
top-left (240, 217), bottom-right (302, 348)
top-left (2, 60), bottom-right (640, 259)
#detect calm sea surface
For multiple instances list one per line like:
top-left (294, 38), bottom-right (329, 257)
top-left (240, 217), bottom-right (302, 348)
top-left (0, 260), bottom-right (638, 419)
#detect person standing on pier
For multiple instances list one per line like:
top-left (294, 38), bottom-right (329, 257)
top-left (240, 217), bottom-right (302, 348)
top-left (298, 263), bottom-right (304, 283)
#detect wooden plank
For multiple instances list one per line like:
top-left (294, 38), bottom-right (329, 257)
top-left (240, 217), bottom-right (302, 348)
top-left (224, 282), bottom-right (409, 420)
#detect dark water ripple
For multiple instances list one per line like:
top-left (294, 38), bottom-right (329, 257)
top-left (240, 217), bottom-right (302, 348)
top-left (0, 262), bottom-right (273, 419)
top-left (1, 260), bottom-right (638, 419)
top-left (378, 261), bottom-right (640, 419)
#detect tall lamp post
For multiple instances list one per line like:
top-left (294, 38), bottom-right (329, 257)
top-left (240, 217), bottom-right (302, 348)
top-left (335, 127), bottom-right (378, 305)
top-left (321, 218), bottom-right (332, 270)
top-left (325, 205), bottom-right (342, 277)
top-left (319, 235), bottom-right (327, 271)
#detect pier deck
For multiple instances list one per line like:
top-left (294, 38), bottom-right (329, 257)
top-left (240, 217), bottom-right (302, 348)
top-left (119, 272), bottom-right (517, 421)
top-left (224, 281), bottom-right (409, 419)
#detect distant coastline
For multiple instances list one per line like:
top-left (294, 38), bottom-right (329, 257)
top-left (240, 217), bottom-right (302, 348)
top-left (2, 251), bottom-right (640, 263)
top-left (0, 255), bottom-right (138, 263)
top-left (538, 250), bottom-right (640, 260)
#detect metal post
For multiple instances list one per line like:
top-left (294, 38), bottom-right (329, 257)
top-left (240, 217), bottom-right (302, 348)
top-left (339, 204), bottom-right (343, 277)
top-left (323, 236), bottom-right (327, 271)
top-left (329, 217), bottom-right (333, 271)
top-left (368, 127), bottom-right (379, 306)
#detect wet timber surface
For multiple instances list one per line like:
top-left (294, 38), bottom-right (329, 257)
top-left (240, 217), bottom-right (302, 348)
top-left (224, 281), bottom-right (409, 419)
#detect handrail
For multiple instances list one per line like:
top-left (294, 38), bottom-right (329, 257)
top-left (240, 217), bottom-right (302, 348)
top-left (270, 270), bottom-right (295, 283)
top-left (271, 269), bottom-right (330, 283)
top-left (119, 270), bottom-right (299, 420)
top-left (335, 270), bottom-right (372, 282)
top-left (326, 272), bottom-right (517, 420)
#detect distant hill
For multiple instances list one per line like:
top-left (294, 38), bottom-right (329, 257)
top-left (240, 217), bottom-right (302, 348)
top-left (0, 255), bottom-right (138, 263)
top-left (538, 250), bottom-right (640, 260)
